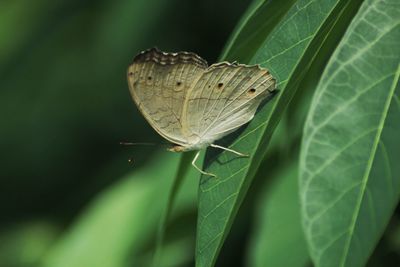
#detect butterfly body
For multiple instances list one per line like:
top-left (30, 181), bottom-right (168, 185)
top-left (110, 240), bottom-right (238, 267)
top-left (167, 135), bottom-right (215, 152)
top-left (127, 48), bottom-right (276, 154)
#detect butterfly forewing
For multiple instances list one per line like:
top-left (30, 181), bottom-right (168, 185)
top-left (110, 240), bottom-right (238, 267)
top-left (127, 48), bottom-right (207, 145)
top-left (182, 63), bottom-right (275, 143)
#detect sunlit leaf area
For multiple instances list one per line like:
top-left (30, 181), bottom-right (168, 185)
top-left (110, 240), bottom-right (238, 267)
top-left (1, 0), bottom-right (399, 267)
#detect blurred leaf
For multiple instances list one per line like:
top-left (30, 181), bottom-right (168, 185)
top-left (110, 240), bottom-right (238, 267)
top-left (246, 161), bottom-right (309, 267)
top-left (299, 0), bottom-right (400, 266)
top-left (195, 0), bottom-right (360, 266)
top-left (41, 152), bottom-right (198, 267)
top-left (153, 150), bottom-right (196, 267)
top-left (140, 236), bottom-right (195, 267)
top-left (0, 221), bottom-right (58, 267)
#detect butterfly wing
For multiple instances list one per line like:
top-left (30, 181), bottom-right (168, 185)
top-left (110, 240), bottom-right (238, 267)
top-left (182, 62), bottom-right (276, 144)
top-left (127, 48), bottom-right (207, 145)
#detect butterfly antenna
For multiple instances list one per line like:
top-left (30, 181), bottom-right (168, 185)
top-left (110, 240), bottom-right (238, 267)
top-left (119, 141), bottom-right (157, 146)
top-left (119, 141), bottom-right (172, 149)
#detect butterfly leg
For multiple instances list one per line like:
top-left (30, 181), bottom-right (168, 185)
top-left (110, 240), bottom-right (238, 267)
top-left (210, 144), bottom-right (249, 157)
top-left (192, 151), bottom-right (217, 177)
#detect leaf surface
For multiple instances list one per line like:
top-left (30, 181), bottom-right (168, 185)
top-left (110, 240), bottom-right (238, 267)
top-left (195, 0), bottom-right (356, 266)
top-left (299, 0), bottom-right (400, 266)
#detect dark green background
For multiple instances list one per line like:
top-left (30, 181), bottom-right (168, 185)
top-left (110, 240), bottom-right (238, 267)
top-left (0, 0), bottom-right (249, 221)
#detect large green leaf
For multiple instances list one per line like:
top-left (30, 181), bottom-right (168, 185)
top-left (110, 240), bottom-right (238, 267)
top-left (195, 0), bottom-right (361, 266)
top-left (299, 0), bottom-right (400, 266)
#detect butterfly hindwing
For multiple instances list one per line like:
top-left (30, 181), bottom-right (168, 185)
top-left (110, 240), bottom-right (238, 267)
top-left (182, 63), bottom-right (276, 143)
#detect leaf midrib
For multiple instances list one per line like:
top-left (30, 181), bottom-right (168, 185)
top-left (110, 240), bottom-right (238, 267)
top-left (339, 65), bottom-right (400, 266)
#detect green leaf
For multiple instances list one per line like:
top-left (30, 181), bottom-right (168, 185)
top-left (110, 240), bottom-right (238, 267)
top-left (246, 161), bottom-right (310, 267)
top-left (299, 0), bottom-right (400, 266)
top-left (219, 0), bottom-right (296, 62)
top-left (41, 152), bottom-right (198, 267)
top-left (153, 151), bottom-right (196, 267)
top-left (0, 221), bottom-right (59, 267)
top-left (195, 0), bottom-right (358, 266)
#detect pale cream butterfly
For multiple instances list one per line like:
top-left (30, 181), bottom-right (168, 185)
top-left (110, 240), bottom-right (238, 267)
top-left (127, 48), bottom-right (276, 176)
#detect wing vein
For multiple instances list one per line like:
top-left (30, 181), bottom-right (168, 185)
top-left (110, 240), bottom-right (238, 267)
top-left (200, 72), bottom-right (272, 137)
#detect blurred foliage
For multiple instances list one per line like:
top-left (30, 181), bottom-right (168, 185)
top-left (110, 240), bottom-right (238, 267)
top-left (0, 0), bottom-right (249, 218)
top-left (0, 0), bottom-right (399, 267)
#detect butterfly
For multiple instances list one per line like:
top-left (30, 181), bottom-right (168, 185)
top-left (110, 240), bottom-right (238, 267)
top-left (127, 48), bottom-right (276, 176)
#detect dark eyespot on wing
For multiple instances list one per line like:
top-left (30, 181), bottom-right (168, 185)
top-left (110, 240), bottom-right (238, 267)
top-left (248, 88), bottom-right (256, 94)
